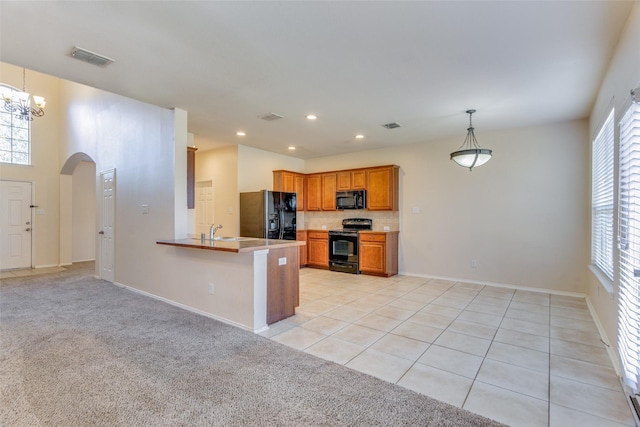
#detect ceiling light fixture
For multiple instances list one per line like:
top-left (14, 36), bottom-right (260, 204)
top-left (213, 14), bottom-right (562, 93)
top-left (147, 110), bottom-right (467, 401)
top-left (450, 109), bottom-right (492, 171)
top-left (1, 68), bottom-right (46, 121)
top-left (306, 114), bottom-right (317, 120)
top-left (236, 131), bottom-right (246, 136)
top-left (288, 146), bottom-right (296, 150)
top-left (355, 134), bottom-right (364, 139)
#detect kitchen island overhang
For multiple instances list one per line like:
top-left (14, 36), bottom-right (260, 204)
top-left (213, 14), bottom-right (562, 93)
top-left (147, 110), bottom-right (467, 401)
top-left (156, 238), bottom-right (304, 333)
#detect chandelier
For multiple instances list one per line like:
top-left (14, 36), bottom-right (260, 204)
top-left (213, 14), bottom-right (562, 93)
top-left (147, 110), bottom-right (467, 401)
top-left (450, 109), bottom-right (492, 171)
top-left (1, 68), bottom-right (46, 121)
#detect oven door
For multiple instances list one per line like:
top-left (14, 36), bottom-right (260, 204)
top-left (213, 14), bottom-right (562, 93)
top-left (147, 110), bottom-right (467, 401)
top-left (329, 232), bottom-right (359, 263)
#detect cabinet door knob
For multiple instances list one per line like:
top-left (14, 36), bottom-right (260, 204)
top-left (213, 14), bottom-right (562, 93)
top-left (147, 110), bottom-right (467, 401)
top-left (98, 230), bottom-right (105, 235)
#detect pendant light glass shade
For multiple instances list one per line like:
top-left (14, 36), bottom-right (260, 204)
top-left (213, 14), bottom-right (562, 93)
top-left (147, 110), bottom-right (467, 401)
top-left (450, 109), bottom-right (492, 171)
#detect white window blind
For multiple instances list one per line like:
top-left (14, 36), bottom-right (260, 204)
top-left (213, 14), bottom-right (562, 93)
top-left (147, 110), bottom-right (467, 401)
top-left (592, 110), bottom-right (615, 280)
top-left (618, 100), bottom-right (640, 393)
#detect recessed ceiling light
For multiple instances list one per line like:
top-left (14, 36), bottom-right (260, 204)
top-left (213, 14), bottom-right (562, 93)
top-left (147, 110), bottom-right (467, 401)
top-left (355, 134), bottom-right (365, 139)
top-left (288, 146), bottom-right (296, 150)
top-left (236, 131), bottom-right (246, 136)
top-left (306, 114), bottom-right (317, 120)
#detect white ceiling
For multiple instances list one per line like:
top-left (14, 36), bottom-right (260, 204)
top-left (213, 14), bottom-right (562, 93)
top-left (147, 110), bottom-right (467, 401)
top-left (0, 1), bottom-right (634, 158)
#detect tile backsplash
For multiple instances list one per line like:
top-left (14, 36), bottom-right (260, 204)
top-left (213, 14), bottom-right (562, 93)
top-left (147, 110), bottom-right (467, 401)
top-left (301, 210), bottom-right (399, 231)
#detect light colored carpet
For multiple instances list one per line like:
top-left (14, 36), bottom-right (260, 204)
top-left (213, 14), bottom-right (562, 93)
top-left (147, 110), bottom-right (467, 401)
top-left (0, 263), bottom-right (505, 426)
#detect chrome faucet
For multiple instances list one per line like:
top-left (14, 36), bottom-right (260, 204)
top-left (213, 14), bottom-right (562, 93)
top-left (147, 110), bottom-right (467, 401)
top-left (209, 224), bottom-right (223, 240)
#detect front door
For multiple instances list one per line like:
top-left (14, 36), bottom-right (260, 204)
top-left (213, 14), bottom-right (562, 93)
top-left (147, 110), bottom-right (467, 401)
top-left (99, 169), bottom-right (115, 282)
top-left (0, 180), bottom-right (32, 270)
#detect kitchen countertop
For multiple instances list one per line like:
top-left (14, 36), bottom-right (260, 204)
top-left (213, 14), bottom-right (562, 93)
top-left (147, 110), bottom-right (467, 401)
top-left (157, 238), bottom-right (305, 253)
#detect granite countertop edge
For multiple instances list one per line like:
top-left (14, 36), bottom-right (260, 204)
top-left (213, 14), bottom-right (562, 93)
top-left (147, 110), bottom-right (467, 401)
top-left (157, 238), bottom-right (304, 253)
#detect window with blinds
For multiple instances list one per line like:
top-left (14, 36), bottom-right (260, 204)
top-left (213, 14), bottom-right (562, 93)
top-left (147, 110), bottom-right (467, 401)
top-left (591, 110), bottom-right (615, 281)
top-left (618, 99), bottom-right (640, 393)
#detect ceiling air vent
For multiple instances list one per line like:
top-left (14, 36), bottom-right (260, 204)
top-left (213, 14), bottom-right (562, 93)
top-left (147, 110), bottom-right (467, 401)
top-left (382, 122), bottom-right (402, 129)
top-left (70, 46), bottom-right (114, 67)
top-left (258, 113), bottom-right (284, 121)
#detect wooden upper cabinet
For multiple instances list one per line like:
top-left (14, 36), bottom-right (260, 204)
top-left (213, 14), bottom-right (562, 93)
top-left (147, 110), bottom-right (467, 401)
top-left (187, 146), bottom-right (197, 209)
top-left (321, 173), bottom-right (337, 211)
top-left (294, 174), bottom-right (305, 211)
top-left (367, 165), bottom-right (399, 211)
top-left (351, 170), bottom-right (367, 190)
top-left (305, 174), bottom-right (322, 211)
top-left (337, 170), bottom-right (367, 191)
top-left (274, 170), bottom-right (305, 211)
top-left (336, 171), bottom-right (351, 191)
top-left (275, 164), bottom-right (399, 211)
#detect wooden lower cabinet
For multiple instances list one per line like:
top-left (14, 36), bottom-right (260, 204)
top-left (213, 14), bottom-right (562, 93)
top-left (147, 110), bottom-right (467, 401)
top-left (359, 231), bottom-right (398, 277)
top-left (296, 230), bottom-right (308, 267)
top-left (307, 230), bottom-right (329, 269)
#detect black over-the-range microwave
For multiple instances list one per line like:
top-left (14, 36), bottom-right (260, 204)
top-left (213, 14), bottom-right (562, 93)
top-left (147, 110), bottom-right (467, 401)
top-left (336, 190), bottom-right (366, 210)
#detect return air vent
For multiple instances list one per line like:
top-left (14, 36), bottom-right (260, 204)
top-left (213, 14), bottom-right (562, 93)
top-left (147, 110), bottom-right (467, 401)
top-left (258, 113), bottom-right (284, 121)
top-left (70, 46), bottom-right (114, 67)
top-left (382, 122), bottom-right (402, 129)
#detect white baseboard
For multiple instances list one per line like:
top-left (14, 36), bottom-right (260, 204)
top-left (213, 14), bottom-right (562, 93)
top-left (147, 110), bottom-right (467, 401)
top-left (399, 270), bottom-right (586, 298)
top-left (112, 281), bottom-right (258, 333)
top-left (34, 264), bottom-right (61, 269)
top-left (585, 296), bottom-right (622, 378)
top-left (72, 258), bottom-right (96, 263)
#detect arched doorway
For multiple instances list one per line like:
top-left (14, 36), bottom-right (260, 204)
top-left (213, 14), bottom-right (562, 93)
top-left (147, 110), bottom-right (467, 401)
top-left (60, 152), bottom-right (96, 270)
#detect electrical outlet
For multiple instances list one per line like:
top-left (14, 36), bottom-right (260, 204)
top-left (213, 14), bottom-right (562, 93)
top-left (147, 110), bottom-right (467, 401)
top-left (208, 283), bottom-right (215, 294)
top-left (383, 226), bottom-right (390, 231)
top-left (471, 259), bottom-right (477, 268)
top-left (141, 204), bottom-right (149, 214)
top-left (278, 257), bottom-right (287, 266)
top-left (321, 225), bottom-right (327, 230)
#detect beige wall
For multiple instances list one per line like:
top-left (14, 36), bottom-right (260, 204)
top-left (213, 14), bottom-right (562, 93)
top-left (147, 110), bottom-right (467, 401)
top-left (72, 161), bottom-right (96, 262)
top-left (58, 78), bottom-right (180, 288)
top-left (587, 1), bottom-right (640, 373)
top-left (0, 63), bottom-right (61, 268)
top-left (306, 120), bottom-right (590, 294)
top-left (195, 144), bottom-right (240, 236)
top-left (195, 144), bottom-right (306, 237)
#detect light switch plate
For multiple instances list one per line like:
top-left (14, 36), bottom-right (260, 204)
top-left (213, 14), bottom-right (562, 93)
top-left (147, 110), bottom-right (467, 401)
top-left (278, 257), bottom-right (287, 266)
top-left (141, 204), bottom-right (149, 214)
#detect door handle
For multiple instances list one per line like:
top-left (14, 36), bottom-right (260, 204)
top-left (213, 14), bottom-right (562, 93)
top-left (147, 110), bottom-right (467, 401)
top-left (26, 221), bottom-right (30, 225)
top-left (25, 228), bottom-right (31, 232)
top-left (98, 231), bottom-right (105, 235)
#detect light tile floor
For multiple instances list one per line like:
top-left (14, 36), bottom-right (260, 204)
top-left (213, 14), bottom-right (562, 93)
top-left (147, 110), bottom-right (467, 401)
top-left (0, 265), bottom-right (66, 280)
top-left (262, 268), bottom-right (636, 427)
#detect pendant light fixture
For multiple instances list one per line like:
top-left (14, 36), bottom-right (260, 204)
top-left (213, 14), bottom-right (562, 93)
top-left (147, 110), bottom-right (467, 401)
top-left (0, 68), bottom-right (46, 121)
top-left (450, 109), bottom-right (492, 171)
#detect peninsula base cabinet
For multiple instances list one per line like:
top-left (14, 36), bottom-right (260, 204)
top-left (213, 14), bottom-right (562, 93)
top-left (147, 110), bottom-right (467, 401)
top-left (359, 232), bottom-right (399, 277)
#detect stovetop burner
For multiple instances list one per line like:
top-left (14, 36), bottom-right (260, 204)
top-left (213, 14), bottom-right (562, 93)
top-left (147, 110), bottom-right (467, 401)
top-left (329, 218), bottom-right (372, 235)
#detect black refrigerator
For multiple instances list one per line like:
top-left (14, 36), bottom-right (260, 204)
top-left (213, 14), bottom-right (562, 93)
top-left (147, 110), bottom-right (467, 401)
top-left (239, 190), bottom-right (296, 240)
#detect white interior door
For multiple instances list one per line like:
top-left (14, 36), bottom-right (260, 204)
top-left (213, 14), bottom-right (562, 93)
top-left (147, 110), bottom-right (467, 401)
top-left (0, 180), bottom-right (32, 270)
top-left (99, 169), bottom-right (115, 282)
top-left (195, 180), bottom-right (214, 235)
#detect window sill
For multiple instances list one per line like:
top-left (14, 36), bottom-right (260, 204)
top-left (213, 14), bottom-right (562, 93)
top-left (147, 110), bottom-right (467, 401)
top-left (589, 264), bottom-right (614, 297)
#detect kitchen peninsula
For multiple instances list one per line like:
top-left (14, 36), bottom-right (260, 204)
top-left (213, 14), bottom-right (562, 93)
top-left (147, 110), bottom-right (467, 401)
top-left (157, 238), bottom-right (304, 333)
